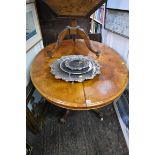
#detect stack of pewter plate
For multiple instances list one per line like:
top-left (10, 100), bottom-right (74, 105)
top-left (50, 55), bottom-right (100, 82)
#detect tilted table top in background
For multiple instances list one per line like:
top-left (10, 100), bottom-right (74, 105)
top-left (31, 39), bottom-right (128, 110)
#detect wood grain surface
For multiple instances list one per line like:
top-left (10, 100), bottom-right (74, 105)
top-left (31, 39), bottom-right (128, 110)
top-left (43, 0), bottom-right (105, 17)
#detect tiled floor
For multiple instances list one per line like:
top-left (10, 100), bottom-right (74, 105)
top-left (27, 103), bottom-right (128, 155)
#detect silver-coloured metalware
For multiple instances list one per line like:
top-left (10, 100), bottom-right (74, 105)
top-left (50, 55), bottom-right (101, 82)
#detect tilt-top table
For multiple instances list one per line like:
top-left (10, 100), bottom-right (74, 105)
top-left (30, 39), bottom-right (128, 122)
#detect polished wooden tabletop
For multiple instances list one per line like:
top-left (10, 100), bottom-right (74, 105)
top-left (31, 39), bottom-right (128, 110)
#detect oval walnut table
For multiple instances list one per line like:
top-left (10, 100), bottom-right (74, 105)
top-left (31, 39), bottom-right (128, 123)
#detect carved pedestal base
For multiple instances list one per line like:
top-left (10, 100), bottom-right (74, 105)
top-left (47, 20), bottom-right (101, 58)
top-left (59, 109), bottom-right (104, 124)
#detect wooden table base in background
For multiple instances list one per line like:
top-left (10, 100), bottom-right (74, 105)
top-left (59, 109), bottom-right (104, 124)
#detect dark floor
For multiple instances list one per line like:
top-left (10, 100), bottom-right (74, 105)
top-left (27, 104), bottom-right (128, 155)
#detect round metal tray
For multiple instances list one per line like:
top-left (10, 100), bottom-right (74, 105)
top-left (60, 59), bottom-right (93, 75)
top-left (64, 55), bottom-right (90, 70)
top-left (50, 55), bottom-right (101, 82)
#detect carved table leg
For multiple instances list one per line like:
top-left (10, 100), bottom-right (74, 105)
top-left (92, 109), bottom-right (104, 121)
top-left (47, 28), bottom-right (69, 57)
top-left (77, 28), bottom-right (101, 57)
top-left (60, 109), bottom-right (70, 124)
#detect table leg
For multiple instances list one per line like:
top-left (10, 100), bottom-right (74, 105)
top-left (92, 109), bottom-right (104, 121)
top-left (60, 109), bottom-right (70, 124)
